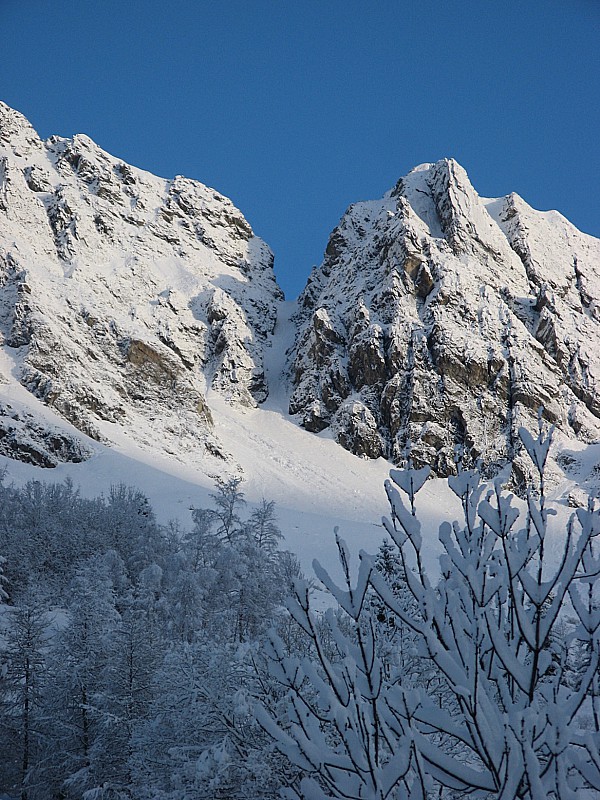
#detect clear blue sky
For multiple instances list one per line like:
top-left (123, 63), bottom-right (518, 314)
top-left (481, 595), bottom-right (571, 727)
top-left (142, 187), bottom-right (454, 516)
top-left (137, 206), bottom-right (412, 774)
top-left (3, 0), bottom-right (599, 298)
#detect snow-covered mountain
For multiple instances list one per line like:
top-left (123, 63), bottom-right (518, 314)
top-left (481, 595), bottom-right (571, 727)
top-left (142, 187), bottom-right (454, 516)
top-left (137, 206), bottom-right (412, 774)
top-left (0, 101), bottom-right (281, 467)
top-left (290, 159), bottom-right (600, 481)
top-left (2, 101), bottom-right (600, 510)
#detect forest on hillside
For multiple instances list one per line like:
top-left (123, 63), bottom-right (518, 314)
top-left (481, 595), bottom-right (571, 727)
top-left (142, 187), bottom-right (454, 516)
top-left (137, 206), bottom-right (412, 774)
top-left (0, 425), bottom-right (599, 800)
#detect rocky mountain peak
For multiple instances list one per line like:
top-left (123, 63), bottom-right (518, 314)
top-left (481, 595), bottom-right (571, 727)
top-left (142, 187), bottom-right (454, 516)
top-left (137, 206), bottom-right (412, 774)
top-left (289, 159), bottom-right (600, 481)
top-left (0, 103), bottom-right (283, 467)
top-left (0, 101), bottom-right (43, 157)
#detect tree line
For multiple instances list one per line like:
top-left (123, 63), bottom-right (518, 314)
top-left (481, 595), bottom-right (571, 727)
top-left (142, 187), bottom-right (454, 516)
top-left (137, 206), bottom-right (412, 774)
top-left (0, 475), bottom-right (300, 799)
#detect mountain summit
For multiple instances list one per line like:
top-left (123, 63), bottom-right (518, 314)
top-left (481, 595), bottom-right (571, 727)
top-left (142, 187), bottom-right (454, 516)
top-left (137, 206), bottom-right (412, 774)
top-left (289, 158), bottom-right (600, 478)
top-left (1, 103), bottom-right (600, 483)
top-left (0, 102), bottom-right (282, 465)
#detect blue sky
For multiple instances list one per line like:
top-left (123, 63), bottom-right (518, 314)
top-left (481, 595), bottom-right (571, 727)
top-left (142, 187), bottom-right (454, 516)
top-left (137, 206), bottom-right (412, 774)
top-left (4, 0), bottom-right (599, 298)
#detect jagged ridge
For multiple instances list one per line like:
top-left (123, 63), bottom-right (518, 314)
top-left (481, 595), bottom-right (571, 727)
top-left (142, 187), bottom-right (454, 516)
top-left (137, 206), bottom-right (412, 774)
top-left (0, 102), bottom-right (283, 464)
top-left (289, 159), bottom-right (600, 478)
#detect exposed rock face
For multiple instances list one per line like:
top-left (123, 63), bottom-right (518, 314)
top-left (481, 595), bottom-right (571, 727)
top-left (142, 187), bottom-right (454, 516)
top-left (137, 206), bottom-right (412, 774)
top-left (290, 159), bottom-right (600, 477)
top-left (0, 102), bottom-right (283, 463)
top-left (0, 400), bottom-right (92, 467)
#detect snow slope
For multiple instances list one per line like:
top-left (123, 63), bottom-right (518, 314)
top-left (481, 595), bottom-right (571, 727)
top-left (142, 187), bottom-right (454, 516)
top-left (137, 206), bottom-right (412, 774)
top-left (0, 298), bottom-right (424, 579)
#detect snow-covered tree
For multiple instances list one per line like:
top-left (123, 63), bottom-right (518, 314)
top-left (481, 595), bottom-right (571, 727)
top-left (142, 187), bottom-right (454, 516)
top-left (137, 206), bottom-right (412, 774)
top-left (167, 568), bottom-right (206, 644)
top-left (259, 424), bottom-right (600, 799)
top-left (44, 557), bottom-right (122, 798)
top-left (0, 469), bottom-right (299, 797)
top-left (0, 593), bottom-right (49, 800)
top-left (258, 534), bottom-right (423, 799)
top-left (184, 507), bottom-right (219, 572)
top-left (366, 539), bottom-right (419, 682)
top-left (103, 483), bottom-right (167, 576)
top-left (567, 497), bottom-right (600, 792)
top-left (208, 477), bottom-right (246, 543)
top-left (247, 499), bottom-right (283, 552)
top-left (130, 636), bottom-right (284, 800)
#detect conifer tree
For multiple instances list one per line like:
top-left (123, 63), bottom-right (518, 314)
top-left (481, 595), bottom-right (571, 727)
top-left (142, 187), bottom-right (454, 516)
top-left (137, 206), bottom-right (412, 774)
top-left (44, 556), bottom-right (122, 798)
top-left (0, 593), bottom-right (48, 800)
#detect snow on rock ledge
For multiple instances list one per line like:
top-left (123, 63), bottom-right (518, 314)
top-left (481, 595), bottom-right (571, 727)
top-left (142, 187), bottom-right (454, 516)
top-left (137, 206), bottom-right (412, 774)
top-left (0, 399), bottom-right (92, 467)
